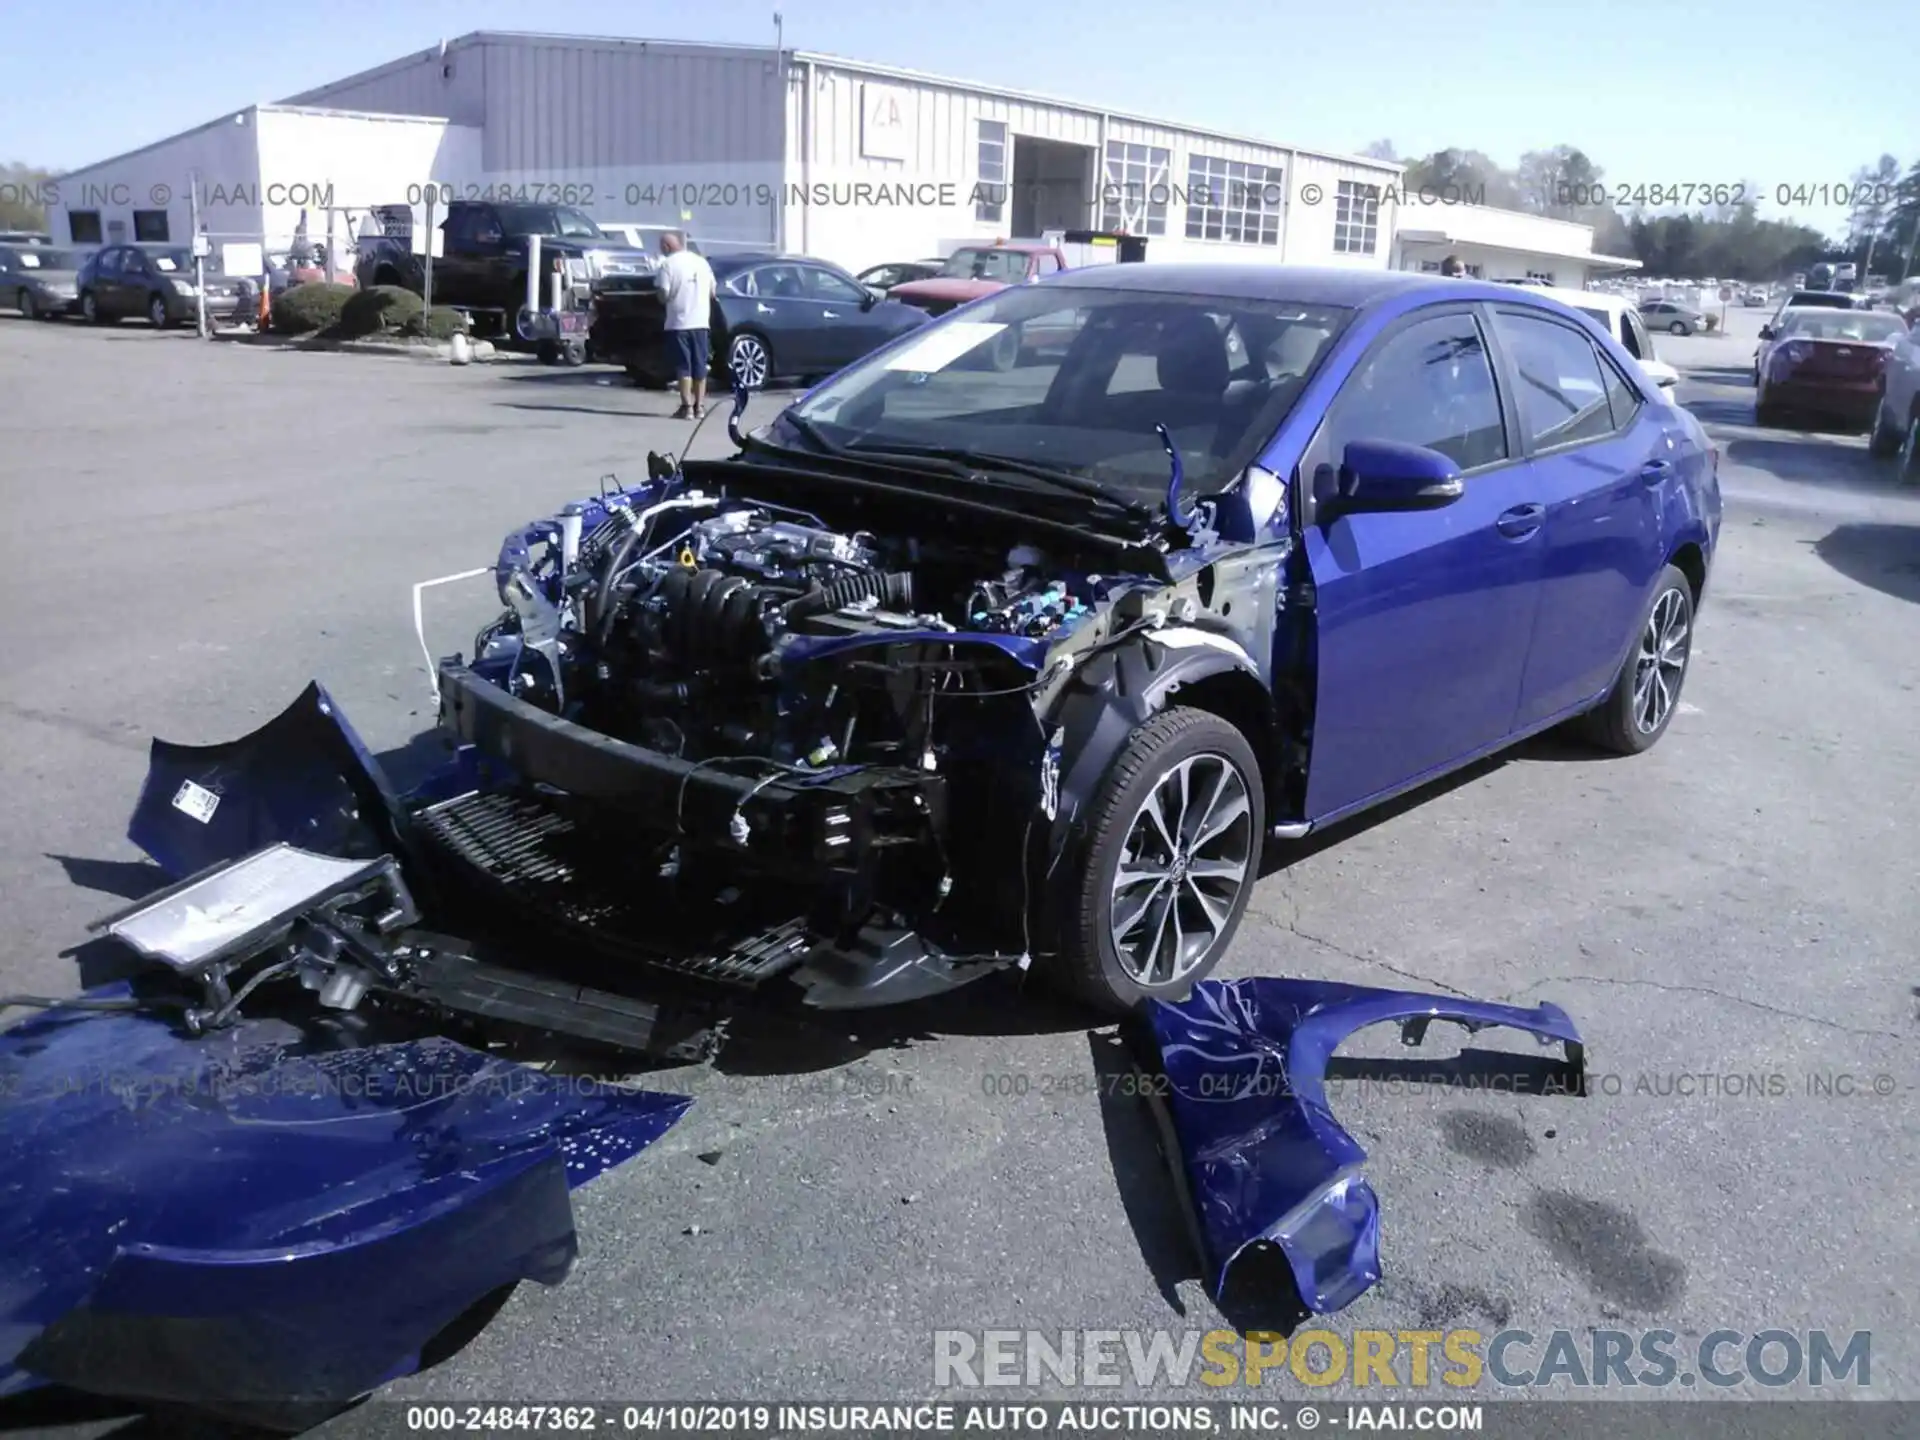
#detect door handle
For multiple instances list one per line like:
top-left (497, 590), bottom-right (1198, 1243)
top-left (1496, 503), bottom-right (1545, 539)
top-left (1640, 458), bottom-right (1672, 485)
top-left (756, 302), bottom-right (774, 313)
top-left (821, 310), bottom-right (838, 318)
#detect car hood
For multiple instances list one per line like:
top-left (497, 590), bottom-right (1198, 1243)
top-left (888, 276), bottom-right (1008, 304)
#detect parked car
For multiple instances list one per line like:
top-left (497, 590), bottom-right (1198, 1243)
top-left (1870, 313), bottom-right (1920, 481)
top-left (1638, 299), bottom-right (1706, 335)
top-left (0, 243), bottom-right (82, 319)
top-left (1754, 291), bottom-right (1870, 380)
top-left (591, 251), bottom-right (933, 389)
top-left (0, 231), bottom-right (51, 246)
top-left (885, 242), bottom-right (1069, 317)
top-left (354, 200), bottom-right (653, 335)
top-left (1524, 284), bottom-right (1681, 391)
top-left (855, 259), bottom-right (945, 292)
top-left (1753, 307), bottom-right (1908, 430)
top-left (76, 244), bottom-right (247, 327)
top-left (1743, 287), bottom-right (1769, 306)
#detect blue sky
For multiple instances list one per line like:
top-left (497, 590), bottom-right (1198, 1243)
top-left (3, 0), bottom-right (1910, 240)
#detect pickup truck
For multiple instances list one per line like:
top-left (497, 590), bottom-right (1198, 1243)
top-left (353, 200), bottom-right (654, 340)
top-left (884, 241), bottom-right (1068, 317)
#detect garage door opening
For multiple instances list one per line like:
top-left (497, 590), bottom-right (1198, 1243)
top-left (1011, 137), bottom-right (1095, 238)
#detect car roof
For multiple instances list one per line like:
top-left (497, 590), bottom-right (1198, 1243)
top-left (1048, 263), bottom-right (1513, 309)
top-left (711, 252), bottom-right (852, 276)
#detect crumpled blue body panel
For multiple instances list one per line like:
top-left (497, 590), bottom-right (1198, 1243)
top-left (0, 995), bottom-right (689, 1421)
top-left (1138, 978), bottom-right (1584, 1314)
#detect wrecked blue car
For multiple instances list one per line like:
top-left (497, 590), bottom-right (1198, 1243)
top-left (111, 265), bottom-right (1714, 1049)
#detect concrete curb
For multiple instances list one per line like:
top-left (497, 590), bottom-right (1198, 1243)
top-left (209, 331), bottom-right (500, 361)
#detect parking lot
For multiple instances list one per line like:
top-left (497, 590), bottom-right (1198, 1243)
top-left (1, 301), bottom-right (1916, 1420)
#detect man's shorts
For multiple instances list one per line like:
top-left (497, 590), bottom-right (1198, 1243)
top-left (667, 328), bottom-right (710, 379)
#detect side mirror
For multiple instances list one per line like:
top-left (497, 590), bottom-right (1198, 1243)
top-left (861, 286), bottom-right (882, 309)
top-left (1655, 373), bottom-right (1678, 389)
top-left (1758, 325), bottom-right (1775, 341)
top-left (1315, 441), bottom-right (1465, 519)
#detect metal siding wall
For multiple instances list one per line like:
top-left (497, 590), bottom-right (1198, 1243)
top-left (282, 51), bottom-right (483, 123)
top-left (47, 119), bottom-right (265, 249)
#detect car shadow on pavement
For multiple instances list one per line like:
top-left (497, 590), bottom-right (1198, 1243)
top-left (1812, 521), bottom-right (1920, 604)
top-left (1721, 435), bottom-right (1883, 486)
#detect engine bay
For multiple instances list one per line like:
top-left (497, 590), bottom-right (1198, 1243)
top-left (473, 480), bottom-right (1114, 771)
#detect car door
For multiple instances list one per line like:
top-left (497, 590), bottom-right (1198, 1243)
top-left (800, 262), bottom-right (886, 368)
top-left (1490, 306), bottom-right (1672, 728)
top-left (90, 247), bottom-right (123, 313)
top-left (1298, 305), bottom-right (1545, 822)
top-left (736, 263), bottom-right (818, 371)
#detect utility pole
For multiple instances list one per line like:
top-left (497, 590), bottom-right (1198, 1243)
top-left (189, 170), bottom-right (207, 339)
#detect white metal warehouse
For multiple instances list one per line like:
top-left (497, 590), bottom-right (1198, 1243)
top-left (48, 31), bottom-right (1405, 275)
top-left (45, 30), bottom-right (1635, 286)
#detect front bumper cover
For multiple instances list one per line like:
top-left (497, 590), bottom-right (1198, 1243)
top-left (0, 994), bottom-right (688, 1427)
top-left (1129, 977), bottom-right (1586, 1314)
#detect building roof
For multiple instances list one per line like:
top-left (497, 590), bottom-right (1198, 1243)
top-left (284, 31), bottom-right (1404, 176)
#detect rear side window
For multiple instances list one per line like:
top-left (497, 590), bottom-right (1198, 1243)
top-left (1600, 353), bottom-right (1642, 430)
top-left (1491, 310), bottom-right (1619, 450)
top-left (1322, 310), bottom-right (1507, 470)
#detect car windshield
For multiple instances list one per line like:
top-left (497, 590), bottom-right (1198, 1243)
top-left (1779, 311), bottom-right (1906, 343)
top-left (1786, 293), bottom-right (1857, 309)
top-left (937, 248), bottom-right (1031, 283)
top-left (495, 205), bottom-right (603, 239)
top-left (781, 285), bottom-right (1353, 504)
top-left (146, 250), bottom-right (190, 272)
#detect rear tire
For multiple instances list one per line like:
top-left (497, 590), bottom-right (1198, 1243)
top-left (1049, 707), bottom-right (1265, 1015)
top-left (1574, 564), bottom-right (1694, 756)
top-left (727, 330), bottom-right (771, 390)
top-left (1899, 416), bottom-right (1920, 485)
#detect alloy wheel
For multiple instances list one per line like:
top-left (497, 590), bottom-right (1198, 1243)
top-left (729, 335), bottom-right (769, 389)
top-left (1108, 752), bottom-right (1255, 986)
top-left (18, 290), bottom-right (34, 320)
top-left (81, 292), bottom-right (96, 322)
top-left (1632, 587), bottom-right (1690, 734)
top-left (148, 296), bottom-right (167, 329)
top-left (1902, 418), bottom-right (1920, 484)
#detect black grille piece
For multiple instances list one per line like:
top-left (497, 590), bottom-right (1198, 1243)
top-left (411, 790), bottom-right (813, 988)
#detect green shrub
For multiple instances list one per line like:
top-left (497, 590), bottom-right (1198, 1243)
top-left (272, 281), bottom-right (353, 336)
top-left (336, 284), bottom-right (423, 339)
top-left (1702, 312), bottom-right (1720, 333)
top-left (402, 306), bottom-right (471, 341)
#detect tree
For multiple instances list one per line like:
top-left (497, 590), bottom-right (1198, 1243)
top-left (1515, 146), bottom-right (1605, 220)
top-left (1360, 139), bottom-right (1399, 161)
top-left (1401, 148), bottom-right (1522, 208)
top-left (1847, 153), bottom-right (1902, 277)
top-left (0, 163), bottom-right (56, 232)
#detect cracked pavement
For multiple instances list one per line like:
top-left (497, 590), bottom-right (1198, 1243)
top-left (0, 304), bottom-right (1913, 1426)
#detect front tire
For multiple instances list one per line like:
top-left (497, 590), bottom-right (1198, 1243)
top-left (1899, 416), bottom-right (1920, 486)
top-left (17, 289), bottom-right (35, 320)
top-left (1868, 397), bottom-right (1904, 457)
top-left (1053, 708), bottom-right (1265, 1014)
top-left (147, 295), bottom-right (169, 329)
top-left (1670, 321), bottom-right (1688, 335)
top-left (1575, 565), bottom-right (1694, 756)
top-left (727, 330), bottom-right (771, 389)
top-left (81, 291), bottom-right (105, 324)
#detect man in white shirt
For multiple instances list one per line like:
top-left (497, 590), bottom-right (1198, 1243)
top-left (655, 232), bottom-right (717, 419)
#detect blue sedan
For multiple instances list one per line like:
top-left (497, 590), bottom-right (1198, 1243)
top-left (748, 263), bottom-right (1721, 1005)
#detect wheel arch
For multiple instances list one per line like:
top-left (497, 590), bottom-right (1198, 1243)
top-left (1667, 540), bottom-right (1707, 604)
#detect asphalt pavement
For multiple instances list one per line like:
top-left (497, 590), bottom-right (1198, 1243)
top-left (0, 302), bottom-right (1914, 1427)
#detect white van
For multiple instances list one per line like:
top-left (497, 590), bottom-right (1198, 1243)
top-left (1523, 284), bottom-right (1682, 392)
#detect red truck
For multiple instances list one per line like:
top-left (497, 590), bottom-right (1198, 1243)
top-left (885, 241), bottom-right (1068, 317)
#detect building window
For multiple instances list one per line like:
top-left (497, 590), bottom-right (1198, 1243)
top-left (69, 210), bottom-right (102, 244)
top-left (1100, 141), bottom-right (1170, 236)
top-left (132, 209), bottom-right (170, 243)
top-left (1333, 180), bottom-right (1380, 254)
top-left (1185, 156), bottom-right (1284, 245)
top-left (975, 120), bottom-right (1008, 224)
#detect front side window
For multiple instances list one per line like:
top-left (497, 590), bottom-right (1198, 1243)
top-left (1332, 181), bottom-right (1380, 255)
top-left (1322, 310), bottom-right (1506, 470)
top-left (804, 266), bottom-right (867, 304)
top-left (1492, 310), bottom-right (1619, 450)
top-left (1100, 142), bottom-right (1171, 236)
top-left (937, 248), bottom-right (1030, 284)
top-left (783, 286), bottom-right (1353, 504)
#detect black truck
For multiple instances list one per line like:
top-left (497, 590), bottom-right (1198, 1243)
top-left (354, 200), bottom-right (655, 358)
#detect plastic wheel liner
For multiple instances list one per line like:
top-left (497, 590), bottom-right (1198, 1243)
top-left (0, 996), bottom-right (689, 1427)
top-left (1127, 977), bottom-right (1585, 1315)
